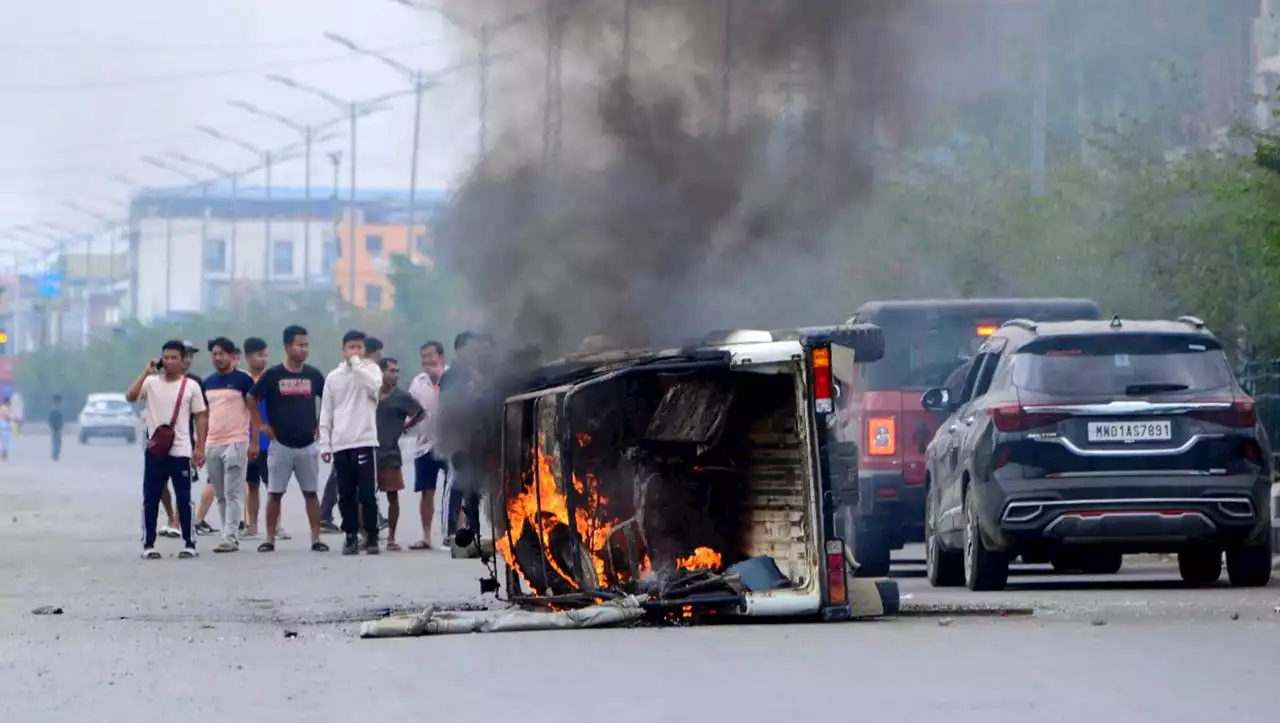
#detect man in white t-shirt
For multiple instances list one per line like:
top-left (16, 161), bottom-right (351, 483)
top-left (126, 340), bottom-right (209, 559)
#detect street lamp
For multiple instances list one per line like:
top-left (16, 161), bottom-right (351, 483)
top-left (225, 102), bottom-right (347, 288)
top-left (388, 0), bottom-right (532, 167)
top-left (142, 155), bottom-right (213, 315)
top-left (322, 32), bottom-right (445, 261)
top-left (265, 75), bottom-right (408, 305)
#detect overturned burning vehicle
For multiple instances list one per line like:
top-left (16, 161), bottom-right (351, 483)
top-left (474, 325), bottom-right (899, 622)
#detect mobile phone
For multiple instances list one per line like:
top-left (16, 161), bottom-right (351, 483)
top-left (154, 359), bottom-right (164, 371)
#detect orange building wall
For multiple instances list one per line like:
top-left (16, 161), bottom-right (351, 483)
top-left (333, 221), bottom-right (431, 309)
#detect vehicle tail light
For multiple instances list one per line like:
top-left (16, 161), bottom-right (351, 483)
top-left (993, 445), bottom-right (1013, 469)
top-left (826, 540), bottom-right (847, 605)
top-left (1188, 398), bottom-right (1256, 428)
top-left (866, 416), bottom-right (897, 456)
top-left (989, 403), bottom-right (1070, 433)
top-left (812, 346), bottom-right (832, 413)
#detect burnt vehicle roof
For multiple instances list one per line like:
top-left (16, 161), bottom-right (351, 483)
top-left (852, 298), bottom-right (1100, 320)
top-left (994, 317), bottom-right (1218, 347)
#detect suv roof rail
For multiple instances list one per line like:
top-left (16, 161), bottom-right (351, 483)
top-left (1000, 318), bottom-right (1038, 332)
top-left (1177, 315), bottom-right (1206, 329)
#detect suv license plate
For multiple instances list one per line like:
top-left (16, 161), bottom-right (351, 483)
top-left (1086, 421), bottom-right (1172, 443)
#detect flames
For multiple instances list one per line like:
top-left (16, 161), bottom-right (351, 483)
top-left (496, 433), bottom-right (722, 596)
top-left (676, 546), bottom-right (723, 572)
top-left (495, 434), bottom-right (621, 592)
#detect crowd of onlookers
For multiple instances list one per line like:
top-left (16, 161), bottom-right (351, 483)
top-left (126, 325), bottom-right (493, 558)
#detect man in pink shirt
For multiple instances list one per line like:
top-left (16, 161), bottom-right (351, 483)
top-left (201, 337), bottom-right (259, 552)
top-left (408, 340), bottom-right (448, 549)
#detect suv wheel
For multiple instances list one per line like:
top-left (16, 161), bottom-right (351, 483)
top-left (1226, 532), bottom-right (1272, 588)
top-left (1177, 547), bottom-right (1222, 586)
top-left (962, 486), bottom-right (1008, 591)
top-left (925, 489), bottom-right (963, 587)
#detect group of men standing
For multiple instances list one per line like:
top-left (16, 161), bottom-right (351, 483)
top-left (128, 324), bottom-right (491, 558)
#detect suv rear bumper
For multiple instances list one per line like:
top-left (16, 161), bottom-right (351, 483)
top-left (976, 472), bottom-right (1271, 552)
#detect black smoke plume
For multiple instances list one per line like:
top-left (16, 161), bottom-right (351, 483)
top-left (435, 0), bottom-right (984, 354)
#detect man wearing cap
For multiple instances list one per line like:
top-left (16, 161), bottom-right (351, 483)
top-left (201, 337), bottom-right (258, 552)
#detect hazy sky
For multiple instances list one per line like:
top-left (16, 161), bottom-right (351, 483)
top-left (0, 0), bottom-right (488, 256)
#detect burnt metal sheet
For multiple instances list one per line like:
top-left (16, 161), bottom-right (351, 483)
top-left (644, 379), bottom-right (735, 444)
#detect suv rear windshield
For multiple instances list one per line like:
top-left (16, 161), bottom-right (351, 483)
top-left (87, 400), bottom-right (131, 412)
top-left (1012, 333), bottom-right (1233, 396)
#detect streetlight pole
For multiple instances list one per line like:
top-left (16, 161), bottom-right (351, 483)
top-left (388, 1), bottom-right (531, 170)
top-left (328, 150), bottom-right (343, 286)
top-left (266, 76), bottom-right (404, 306)
top-left (322, 33), bottom-right (440, 262)
top-left (194, 127), bottom-right (277, 281)
top-left (142, 155), bottom-right (211, 317)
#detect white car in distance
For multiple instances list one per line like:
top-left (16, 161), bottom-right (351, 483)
top-left (78, 393), bottom-right (139, 444)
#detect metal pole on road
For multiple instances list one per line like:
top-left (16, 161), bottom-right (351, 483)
top-left (266, 75), bottom-right (410, 306)
top-left (322, 32), bottom-right (441, 262)
top-left (227, 101), bottom-right (345, 288)
top-left (142, 155), bottom-right (211, 318)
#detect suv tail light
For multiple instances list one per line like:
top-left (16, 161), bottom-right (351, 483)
top-left (1188, 399), bottom-right (1256, 428)
top-left (866, 416), bottom-right (897, 456)
top-left (990, 403), bottom-right (1070, 433)
top-left (812, 346), bottom-right (833, 413)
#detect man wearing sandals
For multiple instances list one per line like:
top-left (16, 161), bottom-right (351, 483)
top-left (318, 330), bottom-right (383, 555)
top-left (248, 325), bottom-right (329, 553)
top-left (373, 357), bottom-right (424, 551)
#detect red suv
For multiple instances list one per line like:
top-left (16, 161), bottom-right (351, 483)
top-left (832, 298), bottom-right (1102, 576)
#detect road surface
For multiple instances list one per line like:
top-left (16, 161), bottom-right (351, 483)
top-left (2, 431), bottom-right (1277, 723)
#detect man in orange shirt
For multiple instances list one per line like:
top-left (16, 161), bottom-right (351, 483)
top-left (202, 338), bottom-right (259, 552)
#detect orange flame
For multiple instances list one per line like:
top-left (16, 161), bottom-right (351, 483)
top-left (676, 546), bottom-right (723, 572)
top-left (496, 434), bottom-right (621, 593)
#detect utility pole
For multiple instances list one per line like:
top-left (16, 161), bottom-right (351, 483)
top-left (1030, 0), bottom-right (1048, 198)
top-left (722, 0), bottom-right (735, 133)
top-left (328, 150), bottom-right (343, 288)
top-left (267, 76), bottom-right (405, 306)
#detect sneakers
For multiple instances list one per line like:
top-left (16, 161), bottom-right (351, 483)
top-left (160, 524), bottom-right (181, 539)
top-left (213, 541), bottom-right (238, 553)
top-left (366, 540), bottom-right (381, 555)
top-left (195, 521), bottom-right (217, 535)
top-left (378, 515), bottom-right (389, 531)
top-left (319, 521), bottom-right (341, 534)
top-left (178, 545), bottom-right (198, 559)
top-left (277, 527), bottom-right (292, 541)
top-left (142, 547), bottom-right (162, 560)
top-left (342, 535), bottom-right (359, 556)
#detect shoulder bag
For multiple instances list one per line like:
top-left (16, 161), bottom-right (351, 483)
top-left (146, 376), bottom-right (188, 457)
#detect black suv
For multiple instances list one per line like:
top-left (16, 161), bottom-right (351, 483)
top-left (920, 316), bottom-right (1273, 591)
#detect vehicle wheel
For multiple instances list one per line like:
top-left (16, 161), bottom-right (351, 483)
top-left (1078, 551), bottom-right (1123, 575)
top-left (962, 486), bottom-right (1008, 591)
top-left (1177, 547), bottom-right (1222, 586)
top-left (851, 517), bottom-right (892, 578)
top-left (1226, 534), bottom-right (1273, 588)
top-left (925, 489), bottom-right (964, 587)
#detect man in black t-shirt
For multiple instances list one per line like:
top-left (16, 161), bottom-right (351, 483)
top-left (48, 394), bottom-right (64, 462)
top-left (248, 325), bottom-right (329, 553)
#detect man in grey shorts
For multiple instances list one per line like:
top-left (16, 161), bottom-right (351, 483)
top-left (247, 325), bottom-right (330, 552)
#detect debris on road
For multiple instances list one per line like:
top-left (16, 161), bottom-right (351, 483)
top-left (31, 606), bottom-right (63, 615)
top-left (282, 630), bottom-right (299, 639)
top-left (360, 594), bottom-right (647, 638)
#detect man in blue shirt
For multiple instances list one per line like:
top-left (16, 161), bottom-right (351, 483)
top-left (241, 337), bottom-right (275, 539)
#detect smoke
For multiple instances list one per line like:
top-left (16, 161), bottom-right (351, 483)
top-left (435, 0), bottom-right (988, 354)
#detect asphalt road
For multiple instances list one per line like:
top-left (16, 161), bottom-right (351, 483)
top-left (2, 431), bottom-right (1278, 723)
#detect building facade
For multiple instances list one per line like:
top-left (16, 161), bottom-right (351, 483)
top-left (332, 220), bottom-right (432, 310)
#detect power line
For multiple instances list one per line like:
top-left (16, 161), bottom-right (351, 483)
top-left (0, 39), bottom-right (449, 95)
top-left (0, 34), bottom-right (439, 55)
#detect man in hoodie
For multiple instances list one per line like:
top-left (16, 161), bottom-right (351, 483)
top-left (319, 330), bottom-right (383, 555)
top-left (319, 337), bottom-right (388, 533)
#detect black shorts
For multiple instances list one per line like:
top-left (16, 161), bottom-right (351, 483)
top-left (414, 453), bottom-right (447, 493)
top-left (246, 455), bottom-right (269, 487)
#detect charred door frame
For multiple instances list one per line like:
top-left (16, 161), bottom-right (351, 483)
top-left (558, 358), bottom-right (733, 589)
